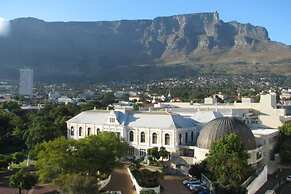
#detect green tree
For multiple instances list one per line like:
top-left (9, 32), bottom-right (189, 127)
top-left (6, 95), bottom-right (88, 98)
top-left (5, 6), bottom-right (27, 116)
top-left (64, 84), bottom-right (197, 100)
top-left (78, 132), bottom-right (128, 176)
top-left (279, 140), bottom-right (291, 164)
top-left (36, 137), bottom-right (81, 182)
top-left (188, 163), bottom-right (206, 179)
top-left (148, 147), bottom-right (160, 161)
top-left (36, 133), bottom-right (128, 182)
top-left (0, 110), bottom-right (25, 153)
top-left (0, 101), bottom-right (22, 114)
top-left (25, 115), bottom-right (65, 149)
top-left (100, 92), bottom-right (115, 107)
top-left (159, 147), bottom-right (169, 161)
top-left (9, 168), bottom-right (37, 194)
top-left (278, 122), bottom-right (291, 163)
top-left (205, 133), bottom-right (252, 190)
top-left (279, 122), bottom-right (291, 136)
top-left (25, 103), bottom-right (79, 149)
top-left (54, 173), bottom-right (99, 194)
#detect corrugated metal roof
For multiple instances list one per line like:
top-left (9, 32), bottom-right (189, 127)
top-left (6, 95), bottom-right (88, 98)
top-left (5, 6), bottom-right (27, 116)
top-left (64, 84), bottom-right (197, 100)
top-left (67, 110), bottom-right (199, 129)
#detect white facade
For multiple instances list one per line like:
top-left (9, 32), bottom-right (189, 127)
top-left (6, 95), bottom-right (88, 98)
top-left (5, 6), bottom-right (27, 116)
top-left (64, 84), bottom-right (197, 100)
top-left (57, 96), bottom-right (73, 104)
top-left (193, 143), bottom-right (264, 165)
top-left (252, 129), bottom-right (280, 174)
top-left (67, 109), bottom-right (200, 158)
top-left (163, 93), bottom-right (288, 128)
top-left (19, 68), bottom-right (33, 96)
top-left (66, 107), bottom-right (279, 169)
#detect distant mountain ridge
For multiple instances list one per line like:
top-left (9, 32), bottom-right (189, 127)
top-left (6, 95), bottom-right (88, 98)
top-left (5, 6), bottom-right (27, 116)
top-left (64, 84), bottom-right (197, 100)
top-left (0, 12), bottom-right (291, 82)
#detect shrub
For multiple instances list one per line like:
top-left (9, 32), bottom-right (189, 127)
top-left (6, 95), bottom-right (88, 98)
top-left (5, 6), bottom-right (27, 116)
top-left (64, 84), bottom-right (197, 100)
top-left (9, 167), bottom-right (38, 194)
top-left (54, 173), bottom-right (99, 194)
top-left (132, 169), bottom-right (160, 188)
top-left (0, 154), bottom-right (12, 169)
top-left (11, 152), bottom-right (26, 163)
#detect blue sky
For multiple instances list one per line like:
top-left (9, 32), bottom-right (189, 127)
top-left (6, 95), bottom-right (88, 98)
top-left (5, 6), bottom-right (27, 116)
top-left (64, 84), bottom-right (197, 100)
top-left (0, 0), bottom-right (290, 44)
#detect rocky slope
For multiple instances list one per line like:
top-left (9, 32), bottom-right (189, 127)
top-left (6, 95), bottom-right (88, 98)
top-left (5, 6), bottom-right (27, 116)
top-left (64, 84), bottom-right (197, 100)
top-left (0, 12), bottom-right (291, 82)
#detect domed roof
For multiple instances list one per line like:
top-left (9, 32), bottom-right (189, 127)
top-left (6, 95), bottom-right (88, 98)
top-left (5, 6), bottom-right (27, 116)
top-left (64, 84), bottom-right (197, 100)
top-left (196, 117), bottom-right (256, 150)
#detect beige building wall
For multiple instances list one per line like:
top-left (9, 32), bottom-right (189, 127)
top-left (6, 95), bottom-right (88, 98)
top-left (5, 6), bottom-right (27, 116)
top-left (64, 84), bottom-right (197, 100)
top-left (164, 93), bottom-right (286, 128)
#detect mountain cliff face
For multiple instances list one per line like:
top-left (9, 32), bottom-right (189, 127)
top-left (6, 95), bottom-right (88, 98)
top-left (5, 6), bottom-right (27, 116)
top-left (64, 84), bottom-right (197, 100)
top-left (0, 12), bottom-right (291, 82)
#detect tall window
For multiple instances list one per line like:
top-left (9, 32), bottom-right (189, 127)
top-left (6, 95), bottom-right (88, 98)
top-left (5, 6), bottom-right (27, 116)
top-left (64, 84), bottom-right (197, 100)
top-left (185, 132), bottom-right (188, 144)
top-left (179, 134), bottom-right (182, 145)
top-left (70, 127), bottom-right (74, 136)
top-left (191, 131), bottom-right (194, 143)
top-left (152, 133), bottom-right (157, 144)
top-left (139, 149), bottom-right (146, 157)
top-left (129, 131), bottom-right (134, 142)
top-left (110, 117), bottom-right (115, 123)
top-left (87, 128), bottom-right (91, 136)
top-left (79, 127), bottom-right (82, 136)
top-left (140, 132), bottom-right (145, 143)
top-left (165, 133), bottom-right (170, 145)
top-left (128, 147), bottom-right (135, 156)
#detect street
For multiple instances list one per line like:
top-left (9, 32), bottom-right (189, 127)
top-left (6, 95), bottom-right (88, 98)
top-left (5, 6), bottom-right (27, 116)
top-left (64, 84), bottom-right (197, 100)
top-left (279, 182), bottom-right (291, 194)
top-left (104, 166), bottom-right (137, 194)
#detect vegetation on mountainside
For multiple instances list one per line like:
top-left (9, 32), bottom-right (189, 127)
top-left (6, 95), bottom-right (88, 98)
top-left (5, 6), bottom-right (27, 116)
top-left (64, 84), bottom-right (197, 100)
top-left (2, 13), bottom-right (291, 82)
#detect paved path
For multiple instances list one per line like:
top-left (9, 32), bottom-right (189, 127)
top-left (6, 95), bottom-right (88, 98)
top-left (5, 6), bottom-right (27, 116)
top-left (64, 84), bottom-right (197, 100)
top-left (160, 175), bottom-right (192, 194)
top-left (104, 166), bottom-right (137, 194)
top-left (0, 187), bottom-right (20, 194)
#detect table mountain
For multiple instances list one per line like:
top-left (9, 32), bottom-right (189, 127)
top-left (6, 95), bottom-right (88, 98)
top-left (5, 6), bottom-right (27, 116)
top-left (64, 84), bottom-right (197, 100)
top-left (0, 12), bottom-right (291, 82)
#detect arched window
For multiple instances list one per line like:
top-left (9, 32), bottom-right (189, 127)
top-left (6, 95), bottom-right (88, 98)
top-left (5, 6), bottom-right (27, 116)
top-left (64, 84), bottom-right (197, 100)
top-left (191, 131), bottom-right (194, 143)
top-left (165, 133), bottom-right (170, 145)
top-left (79, 127), bottom-right (82, 136)
top-left (129, 131), bottom-right (134, 142)
top-left (185, 132), bottom-right (188, 144)
top-left (97, 128), bottom-right (100, 135)
top-left (140, 132), bottom-right (145, 143)
top-left (87, 128), bottom-right (91, 136)
top-left (179, 134), bottom-right (182, 145)
top-left (152, 133), bottom-right (157, 144)
top-left (70, 127), bottom-right (74, 136)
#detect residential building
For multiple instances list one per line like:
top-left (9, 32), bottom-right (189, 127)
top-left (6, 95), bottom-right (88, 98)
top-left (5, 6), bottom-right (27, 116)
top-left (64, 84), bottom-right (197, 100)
top-left (19, 68), bottom-right (33, 96)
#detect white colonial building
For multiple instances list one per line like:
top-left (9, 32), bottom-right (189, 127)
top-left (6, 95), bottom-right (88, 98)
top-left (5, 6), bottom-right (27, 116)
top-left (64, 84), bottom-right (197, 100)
top-left (67, 93), bottom-right (283, 175)
top-left (67, 108), bottom-right (200, 158)
top-left (66, 92), bottom-right (285, 194)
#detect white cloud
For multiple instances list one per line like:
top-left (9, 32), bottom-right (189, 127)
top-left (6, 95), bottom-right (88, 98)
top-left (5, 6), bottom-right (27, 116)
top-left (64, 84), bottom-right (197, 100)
top-left (0, 17), bottom-right (10, 36)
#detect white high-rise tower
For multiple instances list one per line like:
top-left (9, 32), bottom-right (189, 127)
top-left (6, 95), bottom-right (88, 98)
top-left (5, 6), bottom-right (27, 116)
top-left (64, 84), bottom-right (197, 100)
top-left (19, 68), bottom-right (34, 96)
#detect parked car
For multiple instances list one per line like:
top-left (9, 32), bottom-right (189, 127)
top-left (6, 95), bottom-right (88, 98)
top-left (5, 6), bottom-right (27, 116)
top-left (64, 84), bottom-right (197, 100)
top-left (188, 183), bottom-right (203, 191)
top-left (265, 190), bottom-right (276, 194)
top-left (286, 175), bottom-right (291, 182)
top-left (184, 180), bottom-right (202, 187)
top-left (189, 184), bottom-right (207, 191)
top-left (186, 181), bottom-right (204, 189)
top-left (182, 178), bottom-right (198, 185)
top-left (198, 190), bottom-right (210, 194)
